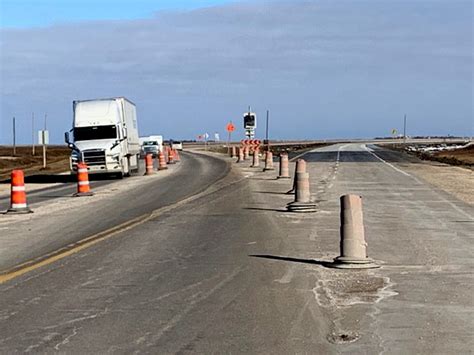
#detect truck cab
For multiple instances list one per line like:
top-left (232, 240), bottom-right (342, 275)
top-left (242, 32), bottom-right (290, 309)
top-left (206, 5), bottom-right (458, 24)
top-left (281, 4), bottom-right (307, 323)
top-left (65, 97), bottom-right (140, 177)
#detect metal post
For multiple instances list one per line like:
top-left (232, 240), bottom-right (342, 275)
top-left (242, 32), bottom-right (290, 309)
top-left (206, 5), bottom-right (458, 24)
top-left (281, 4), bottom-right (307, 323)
top-left (12, 117), bottom-right (16, 156)
top-left (265, 110), bottom-right (269, 151)
top-left (42, 131), bottom-right (46, 169)
top-left (32, 112), bottom-right (35, 155)
top-left (43, 113), bottom-right (47, 168)
top-left (403, 114), bottom-right (407, 144)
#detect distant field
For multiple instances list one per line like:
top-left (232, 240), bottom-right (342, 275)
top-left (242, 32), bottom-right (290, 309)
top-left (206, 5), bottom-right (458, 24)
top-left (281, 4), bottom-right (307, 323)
top-left (385, 143), bottom-right (473, 168)
top-left (0, 146), bottom-right (70, 180)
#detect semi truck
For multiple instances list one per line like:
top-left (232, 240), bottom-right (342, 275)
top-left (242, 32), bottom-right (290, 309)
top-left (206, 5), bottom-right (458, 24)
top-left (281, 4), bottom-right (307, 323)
top-left (65, 97), bottom-right (140, 177)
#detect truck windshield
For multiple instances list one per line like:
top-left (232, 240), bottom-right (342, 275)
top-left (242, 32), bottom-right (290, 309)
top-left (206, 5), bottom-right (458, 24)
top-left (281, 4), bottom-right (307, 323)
top-left (74, 125), bottom-right (117, 141)
top-left (143, 141), bottom-right (158, 146)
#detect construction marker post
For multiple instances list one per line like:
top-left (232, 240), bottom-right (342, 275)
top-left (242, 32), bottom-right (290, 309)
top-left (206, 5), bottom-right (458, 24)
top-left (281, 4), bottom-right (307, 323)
top-left (332, 195), bottom-right (379, 269)
top-left (244, 145), bottom-right (250, 160)
top-left (73, 163), bottom-right (94, 197)
top-left (251, 147), bottom-right (260, 168)
top-left (6, 170), bottom-right (33, 214)
top-left (287, 159), bottom-right (306, 194)
top-left (263, 151), bottom-right (275, 171)
top-left (287, 160), bottom-right (317, 213)
top-left (236, 147), bottom-right (244, 163)
top-left (278, 153), bottom-right (291, 179)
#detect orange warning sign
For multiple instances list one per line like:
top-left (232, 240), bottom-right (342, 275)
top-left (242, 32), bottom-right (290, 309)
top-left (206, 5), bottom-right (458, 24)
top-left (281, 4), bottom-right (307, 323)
top-left (226, 122), bottom-right (235, 132)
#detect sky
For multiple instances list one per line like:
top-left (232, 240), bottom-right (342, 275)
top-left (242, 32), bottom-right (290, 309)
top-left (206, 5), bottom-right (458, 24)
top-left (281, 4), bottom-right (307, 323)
top-left (0, 0), bottom-right (472, 144)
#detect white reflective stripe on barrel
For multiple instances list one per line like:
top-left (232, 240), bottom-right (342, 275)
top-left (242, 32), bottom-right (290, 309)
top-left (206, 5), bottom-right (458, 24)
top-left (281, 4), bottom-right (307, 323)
top-left (11, 203), bottom-right (27, 208)
top-left (78, 181), bottom-right (90, 186)
top-left (11, 186), bottom-right (26, 192)
top-left (78, 168), bottom-right (88, 173)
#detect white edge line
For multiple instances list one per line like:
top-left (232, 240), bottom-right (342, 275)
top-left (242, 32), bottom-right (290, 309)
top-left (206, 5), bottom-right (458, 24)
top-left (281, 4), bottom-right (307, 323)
top-left (364, 144), bottom-right (473, 221)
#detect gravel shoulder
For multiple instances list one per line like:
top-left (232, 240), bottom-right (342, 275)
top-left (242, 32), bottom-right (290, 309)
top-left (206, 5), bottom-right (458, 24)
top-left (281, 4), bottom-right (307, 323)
top-left (374, 145), bottom-right (473, 205)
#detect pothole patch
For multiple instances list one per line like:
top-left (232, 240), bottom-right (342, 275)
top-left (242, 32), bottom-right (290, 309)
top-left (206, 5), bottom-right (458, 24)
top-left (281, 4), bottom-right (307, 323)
top-left (314, 273), bottom-right (395, 307)
top-left (327, 331), bottom-right (360, 344)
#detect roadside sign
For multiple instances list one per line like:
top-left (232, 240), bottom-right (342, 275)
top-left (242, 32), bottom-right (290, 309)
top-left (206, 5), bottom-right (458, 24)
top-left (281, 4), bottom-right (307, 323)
top-left (226, 122), bottom-right (235, 132)
top-left (38, 130), bottom-right (49, 168)
top-left (38, 130), bottom-right (49, 145)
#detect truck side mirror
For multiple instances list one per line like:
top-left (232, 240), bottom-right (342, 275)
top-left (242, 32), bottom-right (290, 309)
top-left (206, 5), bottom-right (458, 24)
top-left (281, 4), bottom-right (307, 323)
top-left (122, 127), bottom-right (128, 139)
top-left (64, 131), bottom-right (70, 144)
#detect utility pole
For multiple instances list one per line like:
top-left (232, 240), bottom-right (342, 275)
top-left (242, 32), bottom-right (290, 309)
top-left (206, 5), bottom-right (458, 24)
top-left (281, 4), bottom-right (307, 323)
top-left (403, 114), bottom-right (407, 144)
top-left (32, 112), bottom-right (35, 155)
top-left (265, 110), bottom-right (269, 151)
top-left (12, 117), bottom-right (16, 156)
top-left (43, 113), bottom-right (47, 168)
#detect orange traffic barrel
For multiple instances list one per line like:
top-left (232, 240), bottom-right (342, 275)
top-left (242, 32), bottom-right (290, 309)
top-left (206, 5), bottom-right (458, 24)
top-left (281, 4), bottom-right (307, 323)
top-left (73, 162), bottom-right (94, 196)
top-left (168, 147), bottom-right (175, 164)
top-left (158, 151), bottom-right (168, 170)
top-left (6, 170), bottom-right (33, 214)
top-left (145, 154), bottom-right (154, 175)
top-left (174, 149), bottom-right (181, 162)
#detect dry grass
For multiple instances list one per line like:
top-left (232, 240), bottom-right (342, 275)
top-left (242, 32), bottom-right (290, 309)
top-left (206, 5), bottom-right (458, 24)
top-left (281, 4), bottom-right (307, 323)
top-left (0, 146), bottom-right (70, 180)
top-left (432, 145), bottom-right (474, 165)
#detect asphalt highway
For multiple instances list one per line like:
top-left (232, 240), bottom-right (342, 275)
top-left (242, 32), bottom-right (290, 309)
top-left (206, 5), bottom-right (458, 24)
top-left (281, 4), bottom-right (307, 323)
top-left (0, 159), bottom-right (149, 211)
top-left (0, 152), bottom-right (228, 271)
top-left (0, 145), bottom-right (472, 353)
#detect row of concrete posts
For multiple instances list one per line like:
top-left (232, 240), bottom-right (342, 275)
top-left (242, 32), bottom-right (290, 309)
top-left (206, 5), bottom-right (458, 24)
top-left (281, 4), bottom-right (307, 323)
top-left (230, 146), bottom-right (379, 269)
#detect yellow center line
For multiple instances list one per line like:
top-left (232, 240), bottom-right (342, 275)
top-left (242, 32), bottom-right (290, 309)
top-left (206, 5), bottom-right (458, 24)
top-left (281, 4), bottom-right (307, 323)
top-left (0, 161), bottom-right (236, 285)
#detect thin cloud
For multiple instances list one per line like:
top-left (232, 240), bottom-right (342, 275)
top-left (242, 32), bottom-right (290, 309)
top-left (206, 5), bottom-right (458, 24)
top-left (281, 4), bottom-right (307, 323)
top-left (1, 0), bottom-right (472, 143)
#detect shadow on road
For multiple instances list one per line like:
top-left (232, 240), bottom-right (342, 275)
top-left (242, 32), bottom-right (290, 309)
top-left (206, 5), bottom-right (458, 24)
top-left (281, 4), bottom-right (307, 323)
top-left (248, 177), bottom-right (279, 181)
top-left (249, 254), bottom-right (333, 267)
top-left (253, 190), bottom-right (288, 195)
top-left (244, 207), bottom-right (288, 213)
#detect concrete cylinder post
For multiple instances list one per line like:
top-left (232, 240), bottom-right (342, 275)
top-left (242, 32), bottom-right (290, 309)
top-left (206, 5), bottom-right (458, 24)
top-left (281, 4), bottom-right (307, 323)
top-left (287, 164), bottom-right (317, 212)
top-left (231, 146), bottom-right (236, 158)
top-left (251, 147), bottom-right (260, 167)
top-left (287, 159), bottom-right (306, 194)
top-left (278, 153), bottom-right (291, 179)
top-left (332, 194), bottom-right (379, 269)
top-left (263, 151), bottom-right (275, 171)
top-left (244, 146), bottom-right (250, 160)
top-left (236, 147), bottom-right (244, 163)
top-left (295, 172), bottom-right (310, 203)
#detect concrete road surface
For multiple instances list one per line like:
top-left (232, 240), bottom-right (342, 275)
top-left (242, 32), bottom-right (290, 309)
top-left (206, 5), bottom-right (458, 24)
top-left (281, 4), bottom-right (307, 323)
top-left (0, 144), bottom-right (472, 353)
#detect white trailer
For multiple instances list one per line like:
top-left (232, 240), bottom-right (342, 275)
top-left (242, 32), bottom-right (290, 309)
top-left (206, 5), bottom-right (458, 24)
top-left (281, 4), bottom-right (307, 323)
top-left (65, 97), bottom-right (140, 177)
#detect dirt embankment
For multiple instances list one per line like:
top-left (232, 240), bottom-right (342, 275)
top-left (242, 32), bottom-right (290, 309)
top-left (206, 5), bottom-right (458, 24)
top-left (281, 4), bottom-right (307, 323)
top-left (385, 143), bottom-right (473, 168)
top-left (431, 145), bottom-right (474, 165)
top-left (0, 146), bottom-right (70, 180)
